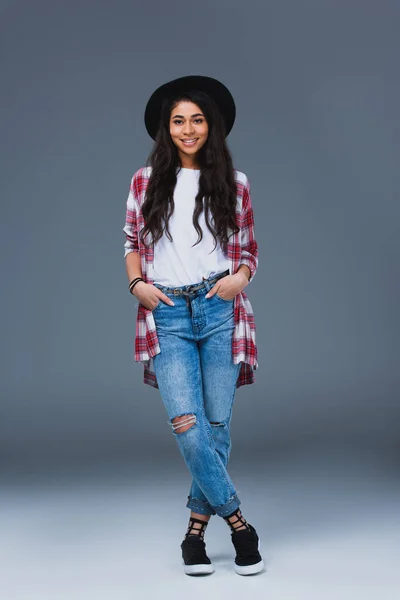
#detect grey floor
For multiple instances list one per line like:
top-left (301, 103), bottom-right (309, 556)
top-left (1, 449), bottom-right (399, 600)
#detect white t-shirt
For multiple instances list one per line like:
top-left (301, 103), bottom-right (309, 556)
top-left (153, 168), bottom-right (231, 286)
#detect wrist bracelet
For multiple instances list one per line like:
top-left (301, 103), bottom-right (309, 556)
top-left (129, 276), bottom-right (143, 288)
top-left (129, 278), bottom-right (144, 294)
top-left (129, 278), bottom-right (143, 291)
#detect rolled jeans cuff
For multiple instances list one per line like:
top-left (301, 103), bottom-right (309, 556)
top-left (212, 492), bottom-right (241, 517)
top-left (186, 495), bottom-right (216, 515)
top-left (186, 493), bottom-right (241, 518)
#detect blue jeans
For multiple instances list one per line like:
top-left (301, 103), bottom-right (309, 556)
top-left (152, 269), bottom-right (242, 517)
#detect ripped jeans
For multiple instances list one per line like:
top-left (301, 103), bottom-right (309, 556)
top-left (152, 269), bottom-right (242, 517)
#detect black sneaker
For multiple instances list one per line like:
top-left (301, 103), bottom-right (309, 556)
top-left (231, 523), bottom-right (265, 575)
top-left (181, 535), bottom-right (214, 575)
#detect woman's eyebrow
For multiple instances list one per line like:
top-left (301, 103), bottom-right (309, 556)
top-left (171, 113), bottom-right (204, 119)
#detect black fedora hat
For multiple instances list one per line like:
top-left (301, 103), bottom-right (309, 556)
top-left (144, 75), bottom-right (236, 140)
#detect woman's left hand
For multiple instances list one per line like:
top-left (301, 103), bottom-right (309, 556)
top-left (205, 272), bottom-right (248, 301)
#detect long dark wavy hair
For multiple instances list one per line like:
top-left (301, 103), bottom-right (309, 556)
top-left (139, 89), bottom-right (240, 251)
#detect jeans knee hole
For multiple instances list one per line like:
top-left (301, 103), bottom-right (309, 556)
top-left (171, 413), bottom-right (196, 434)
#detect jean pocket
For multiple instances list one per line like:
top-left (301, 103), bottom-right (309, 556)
top-left (152, 292), bottom-right (173, 311)
top-left (214, 292), bottom-right (233, 303)
top-left (151, 300), bottom-right (162, 311)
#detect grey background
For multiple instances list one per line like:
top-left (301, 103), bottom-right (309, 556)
top-left (1, 0), bottom-right (399, 467)
top-left (0, 2), bottom-right (399, 597)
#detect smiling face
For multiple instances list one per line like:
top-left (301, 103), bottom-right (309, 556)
top-left (169, 101), bottom-right (209, 168)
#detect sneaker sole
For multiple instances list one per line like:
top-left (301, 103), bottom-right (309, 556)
top-left (234, 536), bottom-right (265, 576)
top-left (182, 559), bottom-right (215, 575)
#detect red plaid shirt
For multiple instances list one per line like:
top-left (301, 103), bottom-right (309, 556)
top-left (122, 167), bottom-right (259, 388)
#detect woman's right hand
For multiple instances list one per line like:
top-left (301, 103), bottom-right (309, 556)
top-left (132, 281), bottom-right (174, 310)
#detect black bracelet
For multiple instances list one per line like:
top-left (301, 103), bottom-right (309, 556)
top-left (129, 276), bottom-right (143, 288)
top-left (129, 279), bottom-right (143, 291)
top-left (129, 278), bottom-right (144, 294)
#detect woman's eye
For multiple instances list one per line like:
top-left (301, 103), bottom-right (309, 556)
top-left (173, 119), bottom-right (203, 125)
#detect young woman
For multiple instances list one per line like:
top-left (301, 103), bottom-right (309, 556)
top-left (122, 75), bottom-right (264, 576)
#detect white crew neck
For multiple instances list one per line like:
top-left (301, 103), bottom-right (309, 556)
top-left (180, 167), bottom-right (200, 172)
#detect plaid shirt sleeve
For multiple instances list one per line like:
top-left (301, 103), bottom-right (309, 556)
top-left (239, 176), bottom-right (258, 283)
top-left (122, 174), bottom-right (139, 257)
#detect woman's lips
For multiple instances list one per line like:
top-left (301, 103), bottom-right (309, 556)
top-left (181, 139), bottom-right (198, 146)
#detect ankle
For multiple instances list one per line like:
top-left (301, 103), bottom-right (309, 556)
top-left (184, 516), bottom-right (209, 540)
top-left (223, 508), bottom-right (251, 533)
